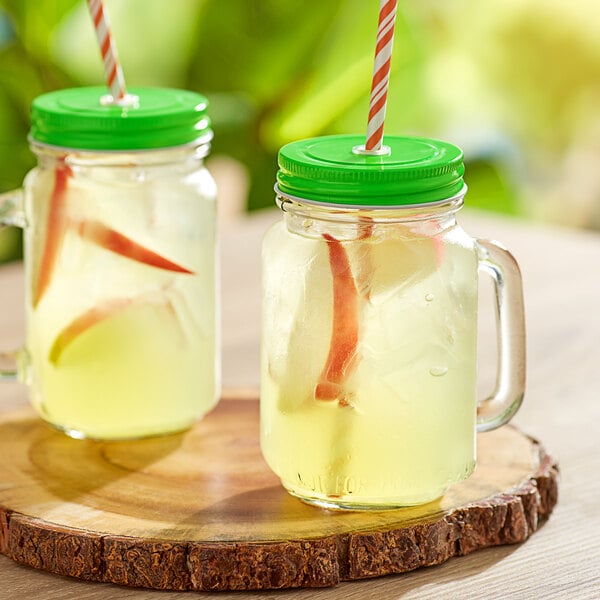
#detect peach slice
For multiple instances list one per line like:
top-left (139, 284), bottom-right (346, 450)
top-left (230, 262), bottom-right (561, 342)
top-left (77, 220), bottom-right (194, 274)
top-left (314, 220), bottom-right (374, 405)
top-left (314, 233), bottom-right (360, 405)
top-left (49, 299), bottom-right (132, 365)
top-left (33, 163), bottom-right (71, 307)
top-left (48, 295), bottom-right (178, 366)
top-left (314, 220), bottom-right (442, 406)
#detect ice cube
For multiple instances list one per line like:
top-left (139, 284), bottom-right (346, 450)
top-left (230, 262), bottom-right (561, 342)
top-left (264, 237), bottom-right (332, 412)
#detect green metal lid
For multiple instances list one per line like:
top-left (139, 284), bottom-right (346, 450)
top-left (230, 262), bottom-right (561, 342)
top-left (30, 87), bottom-right (212, 151)
top-left (276, 134), bottom-right (465, 206)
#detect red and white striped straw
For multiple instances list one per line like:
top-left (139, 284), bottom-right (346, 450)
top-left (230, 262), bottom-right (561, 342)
top-left (87, 0), bottom-right (127, 103)
top-left (365, 0), bottom-right (397, 152)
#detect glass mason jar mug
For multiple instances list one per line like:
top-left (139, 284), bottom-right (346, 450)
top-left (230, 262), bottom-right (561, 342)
top-left (0, 87), bottom-right (219, 440)
top-left (261, 135), bottom-right (526, 509)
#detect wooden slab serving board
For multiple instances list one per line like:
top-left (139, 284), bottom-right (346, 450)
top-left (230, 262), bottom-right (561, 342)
top-left (0, 393), bottom-right (558, 592)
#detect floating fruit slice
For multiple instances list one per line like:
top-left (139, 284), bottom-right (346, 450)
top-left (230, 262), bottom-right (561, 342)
top-left (77, 219), bottom-right (194, 274)
top-left (315, 222), bottom-right (442, 404)
top-left (48, 295), bottom-right (178, 366)
top-left (49, 299), bottom-right (130, 365)
top-left (33, 163), bottom-right (71, 307)
top-left (314, 233), bottom-right (360, 405)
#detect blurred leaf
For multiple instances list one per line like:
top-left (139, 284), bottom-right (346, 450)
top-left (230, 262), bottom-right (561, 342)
top-left (464, 159), bottom-right (520, 215)
top-left (0, 88), bottom-right (32, 191)
top-left (53, 0), bottom-right (206, 87)
top-left (188, 0), bottom-right (344, 101)
top-left (187, 0), bottom-right (349, 208)
top-left (0, 2), bottom-right (76, 264)
top-left (0, 227), bottom-right (22, 263)
top-left (0, 0), bottom-right (81, 56)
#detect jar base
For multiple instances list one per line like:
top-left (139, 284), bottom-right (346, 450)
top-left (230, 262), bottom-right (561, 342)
top-left (42, 417), bottom-right (198, 441)
top-left (281, 481), bottom-right (447, 511)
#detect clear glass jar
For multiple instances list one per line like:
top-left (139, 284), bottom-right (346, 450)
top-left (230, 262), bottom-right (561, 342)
top-left (261, 135), bottom-right (525, 509)
top-left (0, 87), bottom-right (219, 439)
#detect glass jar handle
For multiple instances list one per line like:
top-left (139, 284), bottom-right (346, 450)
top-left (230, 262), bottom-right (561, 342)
top-left (476, 239), bottom-right (526, 432)
top-left (0, 189), bottom-right (26, 382)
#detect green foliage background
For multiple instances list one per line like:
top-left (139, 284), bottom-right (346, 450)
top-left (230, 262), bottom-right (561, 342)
top-left (1, 0), bottom-right (599, 262)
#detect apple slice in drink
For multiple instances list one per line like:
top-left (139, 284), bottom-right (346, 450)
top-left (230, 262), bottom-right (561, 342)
top-left (316, 224), bottom-right (441, 404)
top-left (268, 232), bottom-right (362, 411)
top-left (314, 233), bottom-right (360, 405)
top-left (32, 163), bottom-right (72, 307)
top-left (32, 162), bottom-right (192, 308)
top-left (76, 219), bottom-right (194, 274)
top-left (49, 294), bottom-right (182, 366)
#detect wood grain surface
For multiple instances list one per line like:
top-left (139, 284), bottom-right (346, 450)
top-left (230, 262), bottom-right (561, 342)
top-left (0, 396), bottom-right (557, 591)
top-left (0, 209), bottom-right (599, 598)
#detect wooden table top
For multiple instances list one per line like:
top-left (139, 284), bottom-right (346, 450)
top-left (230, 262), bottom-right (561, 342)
top-left (1, 208), bottom-right (599, 599)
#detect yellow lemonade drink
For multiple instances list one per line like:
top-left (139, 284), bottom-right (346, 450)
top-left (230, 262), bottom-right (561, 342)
top-left (24, 157), bottom-right (218, 439)
top-left (36, 300), bottom-right (214, 439)
top-left (261, 215), bottom-right (478, 507)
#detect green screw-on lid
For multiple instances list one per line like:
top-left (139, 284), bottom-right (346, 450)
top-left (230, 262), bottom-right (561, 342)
top-left (30, 87), bottom-right (212, 151)
top-left (277, 135), bottom-right (465, 206)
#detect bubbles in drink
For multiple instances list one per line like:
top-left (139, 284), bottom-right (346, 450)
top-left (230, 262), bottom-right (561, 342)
top-left (429, 365), bottom-right (448, 377)
top-left (131, 168), bottom-right (146, 182)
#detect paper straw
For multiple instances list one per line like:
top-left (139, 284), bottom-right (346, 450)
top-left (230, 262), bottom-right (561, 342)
top-left (365, 0), bottom-right (397, 152)
top-left (87, 0), bottom-right (127, 103)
